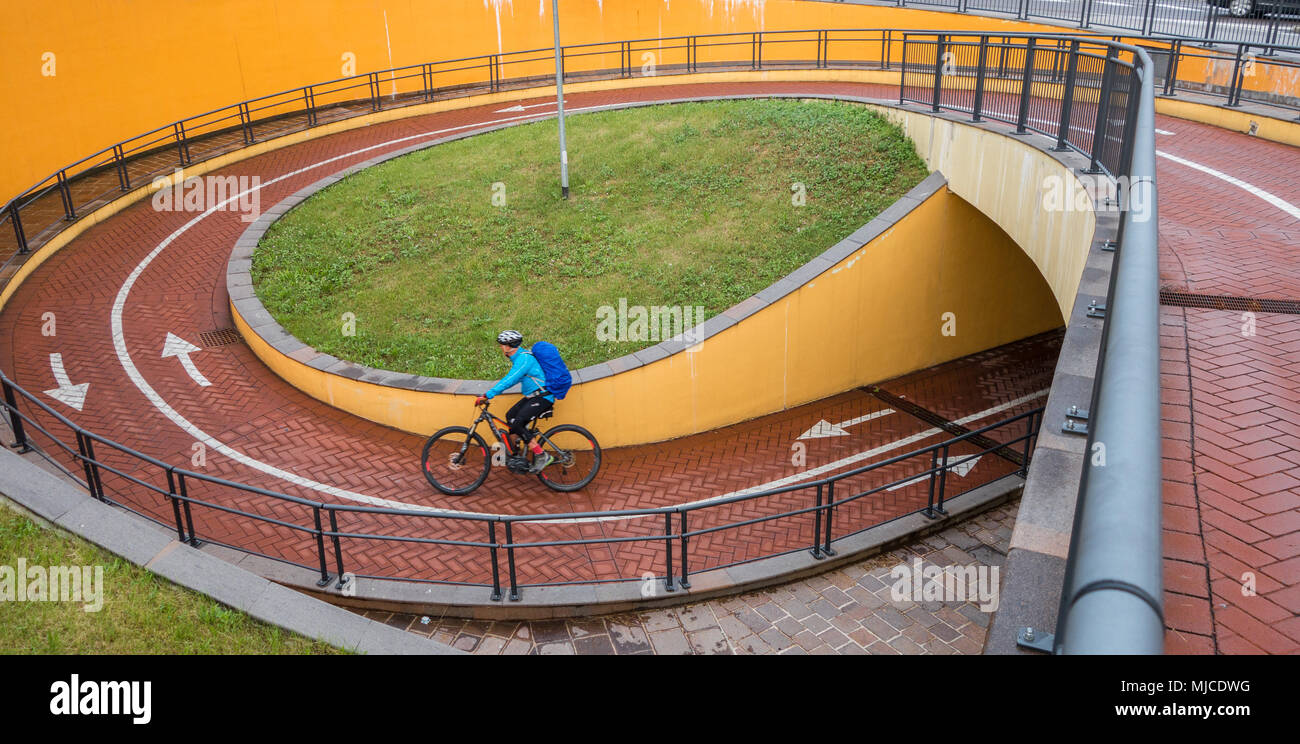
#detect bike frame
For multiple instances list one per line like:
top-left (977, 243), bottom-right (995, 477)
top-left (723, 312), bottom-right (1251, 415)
top-left (467, 401), bottom-right (555, 458)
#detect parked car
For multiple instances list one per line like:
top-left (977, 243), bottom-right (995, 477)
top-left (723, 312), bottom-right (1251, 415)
top-left (1207, 0), bottom-right (1300, 18)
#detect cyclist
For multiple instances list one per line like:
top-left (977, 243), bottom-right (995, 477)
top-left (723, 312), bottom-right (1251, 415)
top-left (474, 330), bottom-right (555, 473)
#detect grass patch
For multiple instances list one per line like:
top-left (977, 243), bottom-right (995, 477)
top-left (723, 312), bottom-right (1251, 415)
top-left (253, 98), bottom-right (927, 379)
top-left (0, 502), bottom-right (344, 654)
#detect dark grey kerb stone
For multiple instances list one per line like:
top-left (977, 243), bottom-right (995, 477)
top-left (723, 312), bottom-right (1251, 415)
top-left (633, 344), bottom-right (670, 366)
top-left (231, 298), bottom-right (275, 329)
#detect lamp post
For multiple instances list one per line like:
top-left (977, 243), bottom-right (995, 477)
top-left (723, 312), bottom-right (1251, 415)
top-left (552, 0), bottom-right (569, 199)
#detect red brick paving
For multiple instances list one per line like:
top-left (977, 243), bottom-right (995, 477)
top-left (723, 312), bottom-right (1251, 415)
top-left (0, 81), bottom-right (1055, 591)
top-left (2, 81), bottom-right (1296, 654)
top-left (1155, 115), bottom-right (1300, 654)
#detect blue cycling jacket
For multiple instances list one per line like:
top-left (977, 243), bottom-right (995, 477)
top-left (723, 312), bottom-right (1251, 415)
top-left (485, 348), bottom-right (555, 401)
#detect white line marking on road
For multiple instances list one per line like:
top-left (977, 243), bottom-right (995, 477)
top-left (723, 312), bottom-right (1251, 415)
top-left (161, 332), bottom-right (211, 387)
top-left (1155, 128), bottom-right (1175, 135)
top-left (1157, 150), bottom-right (1300, 222)
top-left (44, 353), bottom-right (89, 411)
top-left (886, 454), bottom-right (981, 492)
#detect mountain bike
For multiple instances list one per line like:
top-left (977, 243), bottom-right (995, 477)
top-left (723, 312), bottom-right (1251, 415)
top-left (420, 398), bottom-right (601, 495)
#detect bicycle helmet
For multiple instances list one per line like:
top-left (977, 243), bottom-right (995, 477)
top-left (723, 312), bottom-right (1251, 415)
top-left (496, 329), bottom-right (523, 347)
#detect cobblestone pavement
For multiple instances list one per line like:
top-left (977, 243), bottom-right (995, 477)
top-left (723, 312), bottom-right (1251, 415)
top-left (357, 501), bottom-right (1015, 654)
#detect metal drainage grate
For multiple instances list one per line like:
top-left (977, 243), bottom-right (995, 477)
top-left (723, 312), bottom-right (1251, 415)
top-left (199, 328), bottom-right (242, 348)
top-left (1159, 290), bottom-right (1300, 316)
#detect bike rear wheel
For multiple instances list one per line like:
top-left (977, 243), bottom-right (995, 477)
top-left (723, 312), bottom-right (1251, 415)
top-left (421, 426), bottom-right (492, 495)
top-left (535, 424), bottom-right (601, 492)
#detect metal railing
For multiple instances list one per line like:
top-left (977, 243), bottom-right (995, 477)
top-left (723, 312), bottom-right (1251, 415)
top-left (1, 369), bottom-right (1044, 600)
top-left (2, 28), bottom-right (1294, 288)
top-left (902, 33), bottom-right (1163, 652)
top-left (822, 0), bottom-right (1300, 49)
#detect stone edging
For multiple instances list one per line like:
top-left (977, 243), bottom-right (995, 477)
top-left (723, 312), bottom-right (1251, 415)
top-left (227, 94), bottom-right (949, 397)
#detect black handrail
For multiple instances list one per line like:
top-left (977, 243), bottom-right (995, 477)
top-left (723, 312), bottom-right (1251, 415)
top-left (0, 368), bottom-right (1044, 599)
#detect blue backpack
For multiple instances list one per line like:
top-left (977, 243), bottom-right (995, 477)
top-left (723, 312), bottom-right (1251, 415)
top-left (527, 342), bottom-right (573, 400)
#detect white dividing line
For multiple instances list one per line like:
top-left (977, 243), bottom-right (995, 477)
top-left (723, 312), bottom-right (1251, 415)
top-left (1157, 150), bottom-right (1300, 222)
top-left (1155, 128), bottom-right (1174, 136)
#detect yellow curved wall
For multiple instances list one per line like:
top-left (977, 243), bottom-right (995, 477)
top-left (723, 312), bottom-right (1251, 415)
top-left (230, 90), bottom-right (1068, 447)
top-left (1, 0), bottom-right (1104, 203)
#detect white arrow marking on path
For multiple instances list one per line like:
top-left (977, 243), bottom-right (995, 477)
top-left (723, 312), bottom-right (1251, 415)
top-left (44, 353), bottom-right (89, 411)
top-left (798, 408), bottom-right (895, 440)
top-left (886, 455), bottom-right (982, 492)
top-left (161, 333), bottom-right (210, 387)
top-left (496, 100), bottom-right (566, 113)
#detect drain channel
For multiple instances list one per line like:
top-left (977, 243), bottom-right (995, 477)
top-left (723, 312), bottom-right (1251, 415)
top-left (1159, 290), bottom-right (1300, 315)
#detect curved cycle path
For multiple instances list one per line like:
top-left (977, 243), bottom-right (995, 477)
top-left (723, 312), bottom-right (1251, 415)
top-left (3, 81), bottom-right (1297, 655)
top-left (0, 81), bottom-right (1054, 590)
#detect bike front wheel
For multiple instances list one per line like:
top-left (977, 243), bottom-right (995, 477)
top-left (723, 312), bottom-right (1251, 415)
top-left (421, 426), bottom-right (492, 495)
top-left (535, 424), bottom-right (602, 492)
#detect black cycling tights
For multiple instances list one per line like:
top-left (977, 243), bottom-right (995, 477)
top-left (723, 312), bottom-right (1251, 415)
top-left (506, 396), bottom-right (554, 445)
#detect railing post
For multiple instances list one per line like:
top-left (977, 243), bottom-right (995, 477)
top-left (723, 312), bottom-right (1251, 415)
top-left (662, 512), bottom-right (676, 592)
top-left (113, 144), bottom-right (130, 192)
top-left (80, 434), bottom-right (105, 502)
top-left (1227, 45), bottom-right (1245, 107)
top-left (972, 36), bottom-right (989, 122)
top-left (1163, 41), bottom-right (1180, 97)
top-left (422, 63), bottom-right (435, 102)
top-left (238, 102), bottom-right (254, 145)
top-left (1140, 0), bottom-right (1155, 37)
top-left (931, 35), bottom-right (945, 113)
top-left (1021, 410), bottom-right (1038, 477)
top-left (935, 444), bottom-right (951, 516)
top-left (1087, 47), bottom-right (1118, 173)
top-left (883, 29), bottom-right (891, 71)
top-left (166, 469), bottom-right (187, 542)
top-left (56, 170), bottom-right (75, 220)
top-left (1016, 39), bottom-right (1037, 135)
top-left (328, 508), bottom-right (346, 588)
top-left (822, 481), bottom-right (836, 556)
top-left (488, 521), bottom-right (503, 601)
top-left (1, 376), bottom-right (31, 452)
top-left (1018, 0), bottom-right (1029, 21)
top-left (899, 35), bottom-right (908, 104)
top-left (678, 511), bottom-right (691, 589)
top-left (1055, 39), bottom-right (1082, 151)
top-left (1118, 63), bottom-right (1144, 175)
top-left (302, 86), bottom-right (317, 126)
top-left (178, 474), bottom-right (198, 546)
top-left (810, 484), bottom-right (825, 559)
top-left (312, 507), bottom-right (332, 587)
top-left (173, 122), bottom-right (191, 166)
top-left (368, 72), bottom-right (381, 112)
top-left (505, 520), bottom-right (520, 601)
top-left (1081, 0), bottom-right (1092, 29)
top-left (8, 203), bottom-right (28, 255)
top-left (75, 432), bottom-right (97, 499)
top-left (924, 449), bottom-right (940, 518)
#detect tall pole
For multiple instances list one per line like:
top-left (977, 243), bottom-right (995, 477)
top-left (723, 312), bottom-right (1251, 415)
top-left (551, 0), bottom-right (570, 199)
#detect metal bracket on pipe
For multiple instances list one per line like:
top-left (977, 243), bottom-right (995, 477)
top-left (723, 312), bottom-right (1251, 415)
top-left (1062, 418), bottom-right (1089, 435)
top-left (1017, 627), bottom-right (1054, 653)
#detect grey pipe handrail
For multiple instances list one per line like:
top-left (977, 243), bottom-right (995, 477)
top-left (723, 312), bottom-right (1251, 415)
top-left (1055, 43), bottom-right (1164, 654)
